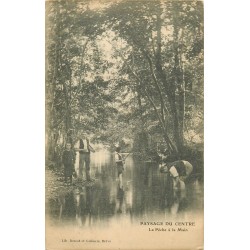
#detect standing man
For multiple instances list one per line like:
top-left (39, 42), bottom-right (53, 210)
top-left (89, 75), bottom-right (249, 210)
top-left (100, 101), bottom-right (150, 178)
top-left (115, 146), bottom-right (125, 188)
top-left (74, 134), bottom-right (95, 181)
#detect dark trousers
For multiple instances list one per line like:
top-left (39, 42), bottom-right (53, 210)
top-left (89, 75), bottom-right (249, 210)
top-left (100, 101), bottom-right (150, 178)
top-left (116, 162), bottom-right (124, 177)
top-left (79, 153), bottom-right (91, 180)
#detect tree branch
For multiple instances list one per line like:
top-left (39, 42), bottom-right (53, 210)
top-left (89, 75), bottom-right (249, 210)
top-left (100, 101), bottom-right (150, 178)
top-left (118, 51), bottom-right (175, 151)
top-left (143, 88), bottom-right (176, 152)
top-left (142, 50), bottom-right (169, 121)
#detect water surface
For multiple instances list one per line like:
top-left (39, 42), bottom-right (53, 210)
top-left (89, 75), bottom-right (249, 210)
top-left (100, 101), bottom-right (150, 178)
top-left (47, 151), bottom-right (204, 228)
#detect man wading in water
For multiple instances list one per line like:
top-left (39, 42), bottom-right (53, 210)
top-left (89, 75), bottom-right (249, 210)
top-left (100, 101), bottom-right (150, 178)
top-left (115, 146), bottom-right (125, 188)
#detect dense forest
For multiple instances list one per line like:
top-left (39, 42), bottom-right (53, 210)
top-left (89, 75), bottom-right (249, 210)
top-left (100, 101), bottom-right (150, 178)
top-left (45, 0), bottom-right (203, 166)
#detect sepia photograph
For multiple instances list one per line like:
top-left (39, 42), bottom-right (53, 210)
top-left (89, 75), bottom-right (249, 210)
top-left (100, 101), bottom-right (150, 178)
top-left (3, 1), bottom-right (250, 250)
top-left (45, 0), bottom-right (204, 249)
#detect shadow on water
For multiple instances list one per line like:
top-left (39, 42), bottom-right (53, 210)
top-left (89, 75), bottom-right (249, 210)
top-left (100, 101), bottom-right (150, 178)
top-left (47, 151), bottom-right (203, 227)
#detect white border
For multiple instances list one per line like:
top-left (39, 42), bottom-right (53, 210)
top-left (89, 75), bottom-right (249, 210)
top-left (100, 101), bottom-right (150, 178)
top-left (1, 1), bottom-right (45, 250)
top-left (205, 1), bottom-right (250, 250)
top-left (1, 0), bottom-right (250, 250)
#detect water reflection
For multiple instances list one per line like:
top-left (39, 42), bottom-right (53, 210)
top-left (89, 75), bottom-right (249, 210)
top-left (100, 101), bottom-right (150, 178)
top-left (47, 151), bottom-right (203, 227)
top-left (74, 186), bottom-right (93, 227)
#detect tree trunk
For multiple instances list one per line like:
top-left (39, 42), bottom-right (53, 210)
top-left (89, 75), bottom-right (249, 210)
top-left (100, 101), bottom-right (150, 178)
top-left (154, 8), bottom-right (183, 155)
top-left (172, 3), bottom-right (185, 153)
top-left (46, 2), bottom-right (60, 162)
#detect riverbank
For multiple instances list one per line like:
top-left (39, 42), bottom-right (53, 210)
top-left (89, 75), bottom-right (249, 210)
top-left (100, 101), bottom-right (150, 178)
top-left (45, 167), bottom-right (74, 202)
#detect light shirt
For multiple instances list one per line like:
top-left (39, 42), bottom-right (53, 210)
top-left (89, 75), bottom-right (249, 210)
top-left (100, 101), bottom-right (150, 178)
top-left (169, 166), bottom-right (179, 178)
top-left (115, 152), bottom-right (123, 163)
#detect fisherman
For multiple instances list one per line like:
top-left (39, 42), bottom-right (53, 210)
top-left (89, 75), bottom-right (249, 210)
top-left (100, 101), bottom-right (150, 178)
top-left (115, 146), bottom-right (125, 188)
top-left (160, 159), bottom-right (193, 190)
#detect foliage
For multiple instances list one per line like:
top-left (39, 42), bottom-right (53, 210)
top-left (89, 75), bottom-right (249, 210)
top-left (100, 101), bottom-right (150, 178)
top-left (45, 0), bottom-right (204, 163)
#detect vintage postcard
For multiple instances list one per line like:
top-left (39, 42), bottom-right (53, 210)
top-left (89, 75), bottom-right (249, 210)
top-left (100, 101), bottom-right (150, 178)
top-left (45, 0), bottom-right (204, 249)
